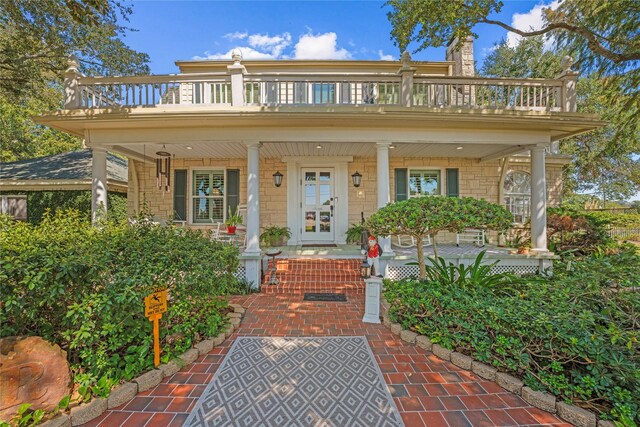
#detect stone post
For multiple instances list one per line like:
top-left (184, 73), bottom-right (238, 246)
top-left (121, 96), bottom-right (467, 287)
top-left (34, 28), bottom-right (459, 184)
top-left (228, 49), bottom-right (246, 107)
top-left (446, 36), bottom-right (475, 106)
top-left (362, 277), bottom-right (382, 323)
top-left (398, 51), bottom-right (416, 107)
top-left (556, 56), bottom-right (579, 112)
top-left (64, 55), bottom-right (81, 109)
top-left (530, 147), bottom-right (548, 252)
top-left (91, 147), bottom-right (108, 224)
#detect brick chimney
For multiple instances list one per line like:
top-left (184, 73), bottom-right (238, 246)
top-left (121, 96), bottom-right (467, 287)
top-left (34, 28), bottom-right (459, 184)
top-left (446, 36), bottom-right (475, 76)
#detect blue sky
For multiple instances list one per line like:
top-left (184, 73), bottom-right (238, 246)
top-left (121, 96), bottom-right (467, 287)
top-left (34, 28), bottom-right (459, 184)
top-left (122, 0), bottom-right (555, 74)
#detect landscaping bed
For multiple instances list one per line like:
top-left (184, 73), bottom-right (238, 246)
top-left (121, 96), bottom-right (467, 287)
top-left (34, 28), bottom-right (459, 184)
top-left (383, 248), bottom-right (640, 425)
top-left (0, 210), bottom-right (246, 424)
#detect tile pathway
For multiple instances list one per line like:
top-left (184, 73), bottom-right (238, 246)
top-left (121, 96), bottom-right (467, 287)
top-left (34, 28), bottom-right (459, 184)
top-left (83, 293), bottom-right (571, 427)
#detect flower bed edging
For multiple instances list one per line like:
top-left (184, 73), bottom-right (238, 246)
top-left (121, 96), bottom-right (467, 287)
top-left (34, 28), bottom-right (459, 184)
top-left (379, 297), bottom-right (612, 427)
top-left (39, 304), bottom-right (246, 427)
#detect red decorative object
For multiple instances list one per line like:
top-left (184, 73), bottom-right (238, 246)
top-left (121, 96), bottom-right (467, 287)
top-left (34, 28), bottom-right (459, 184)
top-left (227, 226), bottom-right (237, 235)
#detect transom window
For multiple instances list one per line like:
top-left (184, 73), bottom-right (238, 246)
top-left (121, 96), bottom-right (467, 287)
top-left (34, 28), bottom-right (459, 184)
top-left (192, 170), bottom-right (225, 224)
top-left (409, 170), bottom-right (441, 197)
top-left (504, 171), bottom-right (531, 223)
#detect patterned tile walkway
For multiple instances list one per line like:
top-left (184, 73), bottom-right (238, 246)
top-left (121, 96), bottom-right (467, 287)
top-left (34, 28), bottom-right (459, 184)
top-left (83, 293), bottom-right (571, 427)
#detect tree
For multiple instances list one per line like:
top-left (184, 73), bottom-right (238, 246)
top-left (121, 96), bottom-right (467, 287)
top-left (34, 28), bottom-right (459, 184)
top-left (365, 197), bottom-right (512, 278)
top-left (386, 0), bottom-right (640, 139)
top-left (0, 0), bottom-right (150, 161)
top-left (481, 36), bottom-right (640, 203)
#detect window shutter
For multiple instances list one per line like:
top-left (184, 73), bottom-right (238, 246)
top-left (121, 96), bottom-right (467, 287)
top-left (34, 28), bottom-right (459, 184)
top-left (226, 169), bottom-right (240, 215)
top-left (395, 168), bottom-right (408, 201)
top-left (173, 170), bottom-right (187, 220)
top-left (446, 168), bottom-right (459, 197)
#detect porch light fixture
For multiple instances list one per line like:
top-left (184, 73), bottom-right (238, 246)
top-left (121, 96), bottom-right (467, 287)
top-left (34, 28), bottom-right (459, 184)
top-left (389, 144), bottom-right (396, 149)
top-left (351, 171), bottom-right (362, 188)
top-left (272, 171), bottom-right (283, 187)
top-left (456, 146), bottom-right (463, 150)
top-left (360, 259), bottom-right (371, 279)
top-left (155, 145), bottom-right (171, 192)
top-left (316, 144), bottom-right (323, 149)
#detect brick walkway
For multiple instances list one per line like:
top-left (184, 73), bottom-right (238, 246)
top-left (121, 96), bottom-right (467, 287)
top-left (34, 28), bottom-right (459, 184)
top-left (83, 293), bottom-right (570, 427)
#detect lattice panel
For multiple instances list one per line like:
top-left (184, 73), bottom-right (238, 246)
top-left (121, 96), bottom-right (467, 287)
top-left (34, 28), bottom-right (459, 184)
top-left (491, 265), bottom-right (539, 275)
top-left (386, 265), bottom-right (419, 280)
top-left (234, 266), bottom-right (247, 281)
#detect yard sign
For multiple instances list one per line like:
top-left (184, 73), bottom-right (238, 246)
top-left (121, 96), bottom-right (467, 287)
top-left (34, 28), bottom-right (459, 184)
top-left (144, 288), bottom-right (168, 367)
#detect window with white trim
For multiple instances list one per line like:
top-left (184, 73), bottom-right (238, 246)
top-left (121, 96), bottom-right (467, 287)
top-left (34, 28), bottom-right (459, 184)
top-left (192, 170), bottom-right (225, 224)
top-left (409, 170), bottom-right (441, 197)
top-left (504, 171), bottom-right (531, 223)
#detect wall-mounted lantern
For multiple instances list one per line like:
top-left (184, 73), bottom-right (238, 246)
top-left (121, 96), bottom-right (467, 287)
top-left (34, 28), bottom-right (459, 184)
top-left (351, 171), bottom-right (362, 188)
top-left (272, 171), bottom-right (283, 187)
top-left (360, 259), bottom-right (371, 279)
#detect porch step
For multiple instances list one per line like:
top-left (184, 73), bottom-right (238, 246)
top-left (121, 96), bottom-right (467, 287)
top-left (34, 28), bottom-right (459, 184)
top-left (261, 258), bottom-right (366, 295)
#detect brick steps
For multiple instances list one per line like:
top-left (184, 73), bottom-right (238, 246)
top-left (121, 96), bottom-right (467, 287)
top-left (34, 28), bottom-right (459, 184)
top-left (261, 258), bottom-right (366, 295)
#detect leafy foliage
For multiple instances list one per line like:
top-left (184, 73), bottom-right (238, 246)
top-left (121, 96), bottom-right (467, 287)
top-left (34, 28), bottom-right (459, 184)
top-left (384, 249), bottom-right (640, 423)
top-left (366, 196), bottom-right (512, 277)
top-left (0, 210), bottom-right (239, 398)
top-left (260, 225), bottom-right (292, 247)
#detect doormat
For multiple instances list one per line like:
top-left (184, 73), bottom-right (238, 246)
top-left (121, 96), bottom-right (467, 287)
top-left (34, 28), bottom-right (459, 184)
top-left (301, 243), bottom-right (338, 248)
top-left (303, 292), bottom-right (347, 302)
top-left (184, 336), bottom-right (404, 427)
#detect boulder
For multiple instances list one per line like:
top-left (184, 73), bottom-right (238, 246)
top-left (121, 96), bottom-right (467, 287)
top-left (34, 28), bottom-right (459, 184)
top-left (0, 336), bottom-right (71, 420)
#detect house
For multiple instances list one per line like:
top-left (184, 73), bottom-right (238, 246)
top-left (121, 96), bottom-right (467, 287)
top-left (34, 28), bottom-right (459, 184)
top-left (0, 149), bottom-right (127, 222)
top-left (36, 38), bottom-right (604, 285)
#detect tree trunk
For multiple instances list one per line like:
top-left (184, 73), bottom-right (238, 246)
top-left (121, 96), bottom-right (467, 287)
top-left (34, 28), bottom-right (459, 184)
top-left (432, 234), bottom-right (438, 259)
top-left (416, 235), bottom-right (426, 279)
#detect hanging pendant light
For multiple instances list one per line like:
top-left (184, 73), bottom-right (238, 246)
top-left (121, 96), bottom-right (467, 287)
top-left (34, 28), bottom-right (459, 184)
top-left (156, 145), bottom-right (171, 192)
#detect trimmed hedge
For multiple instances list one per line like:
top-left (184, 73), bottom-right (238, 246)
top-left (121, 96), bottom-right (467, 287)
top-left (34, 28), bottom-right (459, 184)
top-left (384, 249), bottom-right (640, 423)
top-left (0, 210), bottom-right (239, 397)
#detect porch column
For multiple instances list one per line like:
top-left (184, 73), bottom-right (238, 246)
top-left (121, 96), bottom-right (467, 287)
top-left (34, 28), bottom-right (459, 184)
top-left (91, 147), bottom-right (108, 224)
top-left (376, 142), bottom-right (394, 255)
top-left (244, 142), bottom-right (261, 255)
top-left (530, 147), bottom-right (548, 252)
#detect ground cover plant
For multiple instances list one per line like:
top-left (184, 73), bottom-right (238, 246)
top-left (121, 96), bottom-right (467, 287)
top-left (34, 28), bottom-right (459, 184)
top-left (384, 248), bottom-right (640, 424)
top-left (0, 209), bottom-right (241, 412)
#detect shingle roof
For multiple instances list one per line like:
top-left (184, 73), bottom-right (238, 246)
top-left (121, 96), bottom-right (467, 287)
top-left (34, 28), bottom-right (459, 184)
top-left (0, 149), bottom-right (128, 183)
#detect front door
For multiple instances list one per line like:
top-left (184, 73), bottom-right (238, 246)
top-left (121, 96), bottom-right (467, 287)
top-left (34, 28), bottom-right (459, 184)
top-left (301, 168), bottom-right (335, 242)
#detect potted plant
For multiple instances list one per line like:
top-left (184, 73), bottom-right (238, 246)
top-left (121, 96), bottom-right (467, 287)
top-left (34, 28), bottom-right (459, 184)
top-left (260, 225), bottom-right (291, 247)
top-left (346, 223), bottom-right (366, 245)
top-left (225, 207), bottom-right (243, 234)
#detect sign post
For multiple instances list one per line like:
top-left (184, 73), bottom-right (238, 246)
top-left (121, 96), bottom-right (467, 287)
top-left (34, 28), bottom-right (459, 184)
top-left (144, 288), bottom-right (168, 367)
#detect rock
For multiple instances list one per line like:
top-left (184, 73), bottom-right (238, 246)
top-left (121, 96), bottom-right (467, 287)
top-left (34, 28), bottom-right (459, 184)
top-left (598, 421), bottom-right (616, 427)
top-left (158, 360), bottom-right (181, 377)
top-left (228, 303), bottom-right (244, 313)
top-left (70, 398), bottom-right (107, 426)
top-left (211, 333), bottom-right (226, 346)
top-left (556, 402), bottom-right (597, 427)
top-left (471, 361), bottom-right (497, 381)
top-left (415, 335), bottom-right (432, 351)
top-left (39, 414), bottom-right (71, 427)
top-left (0, 336), bottom-right (72, 420)
top-left (522, 387), bottom-right (556, 413)
top-left (229, 317), bottom-right (241, 327)
top-left (382, 315), bottom-right (392, 328)
top-left (390, 323), bottom-right (403, 336)
top-left (400, 330), bottom-right (418, 344)
top-left (194, 340), bottom-right (214, 355)
top-left (107, 382), bottom-right (137, 409)
top-left (179, 348), bottom-right (199, 366)
top-left (227, 312), bottom-right (242, 318)
top-left (133, 369), bottom-right (163, 392)
top-left (224, 324), bottom-right (235, 338)
top-left (450, 352), bottom-right (473, 370)
top-left (431, 344), bottom-right (452, 361)
top-left (495, 372), bottom-right (524, 395)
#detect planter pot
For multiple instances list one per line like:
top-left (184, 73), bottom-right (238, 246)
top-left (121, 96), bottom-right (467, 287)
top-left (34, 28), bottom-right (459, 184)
top-left (227, 226), bottom-right (237, 234)
top-left (517, 247), bottom-right (530, 255)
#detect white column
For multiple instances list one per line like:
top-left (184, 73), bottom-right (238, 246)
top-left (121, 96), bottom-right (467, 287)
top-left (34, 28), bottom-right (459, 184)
top-left (376, 142), bottom-right (393, 255)
top-left (91, 147), bottom-right (108, 224)
top-left (530, 147), bottom-right (548, 252)
top-left (244, 142), bottom-right (261, 255)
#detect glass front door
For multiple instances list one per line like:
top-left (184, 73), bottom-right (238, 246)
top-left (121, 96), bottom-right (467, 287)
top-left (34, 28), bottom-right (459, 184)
top-left (301, 168), bottom-right (335, 242)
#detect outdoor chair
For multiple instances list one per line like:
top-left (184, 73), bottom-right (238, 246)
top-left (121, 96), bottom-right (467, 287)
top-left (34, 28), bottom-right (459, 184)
top-left (456, 229), bottom-right (485, 246)
top-left (395, 234), bottom-right (432, 248)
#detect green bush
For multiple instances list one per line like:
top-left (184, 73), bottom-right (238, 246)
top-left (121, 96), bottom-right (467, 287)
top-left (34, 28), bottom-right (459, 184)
top-left (384, 250), bottom-right (640, 423)
top-left (0, 210), bottom-right (239, 398)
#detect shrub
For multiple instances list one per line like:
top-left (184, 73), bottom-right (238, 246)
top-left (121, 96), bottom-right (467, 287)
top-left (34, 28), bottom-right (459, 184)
top-left (0, 210), bottom-right (238, 397)
top-left (384, 250), bottom-right (640, 423)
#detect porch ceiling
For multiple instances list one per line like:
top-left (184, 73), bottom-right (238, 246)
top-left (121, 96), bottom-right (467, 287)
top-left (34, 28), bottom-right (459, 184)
top-left (109, 141), bottom-right (527, 161)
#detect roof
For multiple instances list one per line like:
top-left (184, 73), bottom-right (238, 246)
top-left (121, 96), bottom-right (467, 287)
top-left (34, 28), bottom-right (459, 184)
top-left (0, 149), bottom-right (128, 184)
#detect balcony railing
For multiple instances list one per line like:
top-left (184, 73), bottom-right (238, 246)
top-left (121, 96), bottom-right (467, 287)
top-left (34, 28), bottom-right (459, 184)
top-left (67, 72), bottom-right (572, 112)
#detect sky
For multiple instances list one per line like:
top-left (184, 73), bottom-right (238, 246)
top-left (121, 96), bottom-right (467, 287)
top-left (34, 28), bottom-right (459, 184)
top-left (121, 0), bottom-right (557, 74)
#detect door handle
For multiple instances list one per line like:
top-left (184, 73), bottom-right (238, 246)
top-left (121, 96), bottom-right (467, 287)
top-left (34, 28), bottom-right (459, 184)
top-left (330, 205), bottom-right (334, 217)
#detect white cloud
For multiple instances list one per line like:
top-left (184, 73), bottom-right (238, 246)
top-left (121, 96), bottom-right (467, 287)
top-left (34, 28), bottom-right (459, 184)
top-left (293, 32), bottom-right (352, 60)
top-left (223, 31), bottom-right (248, 41)
top-left (194, 47), bottom-right (275, 60)
top-left (247, 33), bottom-right (292, 57)
top-left (378, 50), bottom-right (395, 61)
top-left (506, 0), bottom-right (559, 49)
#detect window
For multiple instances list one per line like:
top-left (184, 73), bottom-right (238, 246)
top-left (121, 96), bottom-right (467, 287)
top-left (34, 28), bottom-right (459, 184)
top-left (312, 83), bottom-right (335, 104)
top-left (504, 171), bottom-right (531, 223)
top-left (409, 170), bottom-right (441, 197)
top-left (192, 170), bottom-right (225, 224)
